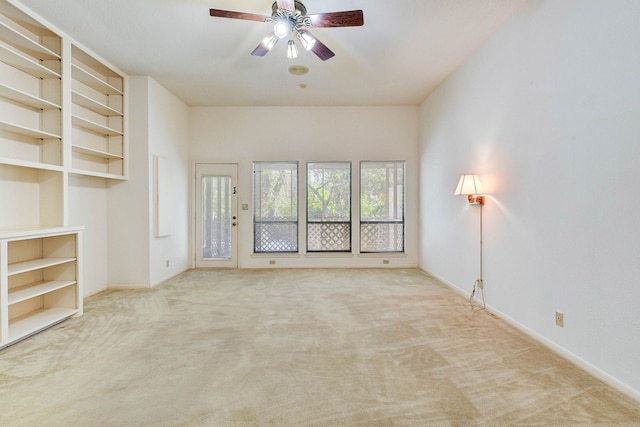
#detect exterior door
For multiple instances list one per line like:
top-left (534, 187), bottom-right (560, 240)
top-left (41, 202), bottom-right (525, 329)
top-left (195, 163), bottom-right (238, 268)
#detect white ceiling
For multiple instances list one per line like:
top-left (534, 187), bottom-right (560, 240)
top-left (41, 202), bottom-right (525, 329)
top-left (17, 0), bottom-right (528, 106)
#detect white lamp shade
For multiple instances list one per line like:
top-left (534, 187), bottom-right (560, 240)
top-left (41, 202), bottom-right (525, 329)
top-left (454, 174), bottom-right (484, 195)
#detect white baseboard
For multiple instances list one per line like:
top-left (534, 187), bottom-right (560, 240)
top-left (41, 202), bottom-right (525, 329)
top-left (420, 268), bottom-right (640, 404)
top-left (151, 267), bottom-right (190, 288)
top-left (83, 285), bottom-right (109, 298)
top-left (107, 267), bottom-right (190, 290)
top-left (108, 283), bottom-right (149, 290)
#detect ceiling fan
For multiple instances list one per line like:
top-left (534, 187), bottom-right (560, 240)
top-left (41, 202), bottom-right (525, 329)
top-left (209, 0), bottom-right (364, 61)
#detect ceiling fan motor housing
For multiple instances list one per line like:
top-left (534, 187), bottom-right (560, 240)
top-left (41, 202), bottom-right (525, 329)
top-left (271, 1), bottom-right (307, 15)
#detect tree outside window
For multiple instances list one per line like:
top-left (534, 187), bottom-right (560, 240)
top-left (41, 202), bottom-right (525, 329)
top-left (307, 162), bottom-right (351, 252)
top-left (253, 162), bottom-right (298, 253)
top-left (360, 161), bottom-right (405, 253)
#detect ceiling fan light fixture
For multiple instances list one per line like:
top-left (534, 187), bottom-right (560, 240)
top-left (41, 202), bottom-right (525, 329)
top-left (262, 34), bottom-right (278, 51)
top-left (286, 40), bottom-right (298, 59)
top-left (274, 20), bottom-right (290, 39)
top-left (210, 2), bottom-right (364, 61)
top-left (298, 31), bottom-right (316, 51)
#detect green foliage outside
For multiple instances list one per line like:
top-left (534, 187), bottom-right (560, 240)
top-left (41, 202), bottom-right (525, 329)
top-left (307, 165), bottom-right (350, 221)
top-left (360, 163), bottom-right (404, 221)
top-left (254, 162), bottom-right (404, 222)
top-left (254, 167), bottom-right (297, 220)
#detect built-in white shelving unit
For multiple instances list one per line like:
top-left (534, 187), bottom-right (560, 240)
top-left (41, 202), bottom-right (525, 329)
top-left (0, 0), bottom-right (128, 180)
top-left (0, 0), bottom-right (129, 347)
top-left (70, 45), bottom-right (126, 179)
top-left (0, 1), bottom-right (65, 232)
top-left (0, 1), bottom-right (62, 170)
top-left (0, 227), bottom-right (83, 348)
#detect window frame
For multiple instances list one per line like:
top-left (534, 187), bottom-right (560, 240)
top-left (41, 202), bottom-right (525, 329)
top-left (359, 160), bottom-right (405, 253)
top-left (306, 161), bottom-right (352, 253)
top-left (252, 161), bottom-right (299, 254)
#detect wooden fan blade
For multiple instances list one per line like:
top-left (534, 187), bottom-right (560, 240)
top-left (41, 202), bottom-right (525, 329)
top-left (308, 10), bottom-right (364, 28)
top-left (311, 39), bottom-right (335, 61)
top-left (251, 34), bottom-right (278, 57)
top-left (298, 29), bottom-right (335, 61)
top-left (276, 0), bottom-right (295, 12)
top-left (251, 43), bottom-right (270, 57)
top-left (209, 9), bottom-right (269, 22)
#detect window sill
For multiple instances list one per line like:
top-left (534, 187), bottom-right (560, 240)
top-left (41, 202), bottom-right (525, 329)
top-left (358, 252), bottom-right (408, 258)
top-left (250, 252), bottom-right (407, 259)
top-left (304, 252), bottom-right (355, 258)
top-left (251, 252), bottom-right (300, 258)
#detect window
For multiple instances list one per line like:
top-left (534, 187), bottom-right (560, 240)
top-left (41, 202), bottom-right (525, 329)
top-left (253, 162), bottom-right (298, 252)
top-left (360, 161), bottom-right (405, 252)
top-left (307, 162), bottom-right (351, 252)
top-left (202, 175), bottom-right (232, 259)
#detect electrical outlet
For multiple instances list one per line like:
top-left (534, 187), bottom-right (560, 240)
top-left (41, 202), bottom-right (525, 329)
top-left (383, 259), bottom-right (390, 265)
top-left (269, 260), bottom-right (276, 265)
top-left (166, 259), bottom-right (170, 267)
top-left (555, 311), bottom-right (564, 327)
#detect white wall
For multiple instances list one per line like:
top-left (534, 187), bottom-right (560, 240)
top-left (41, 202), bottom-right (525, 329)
top-left (190, 106), bottom-right (419, 268)
top-left (68, 175), bottom-right (108, 297)
top-left (107, 76), bottom-right (151, 287)
top-left (419, 0), bottom-right (640, 398)
top-left (147, 78), bottom-right (190, 285)
top-left (108, 76), bottom-right (190, 288)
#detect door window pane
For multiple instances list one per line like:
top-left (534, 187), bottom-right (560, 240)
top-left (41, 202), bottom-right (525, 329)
top-left (202, 175), bottom-right (232, 259)
top-left (360, 161), bottom-right (405, 252)
top-left (253, 162), bottom-right (298, 252)
top-left (307, 162), bottom-right (351, 252)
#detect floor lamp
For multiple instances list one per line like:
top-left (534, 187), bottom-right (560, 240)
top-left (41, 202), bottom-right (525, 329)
top-left (454, 174), bottom-right (486, 311)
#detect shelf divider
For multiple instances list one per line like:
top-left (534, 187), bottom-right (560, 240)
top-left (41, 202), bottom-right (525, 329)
top-left (8, 257), bottom-right (76, 276)
top-left (0, 83), bottom-right (61, 110)
top-left (8, 308), bottom-right (79, 343)
top-left (72, 144), bottom-right (123, 160)
top-left (0, 120), bottom-right (61, 140)
top-left (0, 157), bottom-right (64, 171)
top-left (0, 21), bottom-right (61, 60)
top-left (72, 115), bottom-right (123, 136)
top-left (72, 90), bottom-right (122, 116)
top-left (8, 280), bottom-right (77, 305)
top-left (71, 64), bottom-right (122, 95)
top-left (0, 43), bottom-right (61, 78)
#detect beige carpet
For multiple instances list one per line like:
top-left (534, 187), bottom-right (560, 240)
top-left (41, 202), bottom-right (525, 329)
top-left (1, 269), bottom-right (639, 426)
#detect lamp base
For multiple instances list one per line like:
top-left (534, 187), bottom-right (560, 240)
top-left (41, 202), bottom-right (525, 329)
top-left (468, 195), bottom-right (485, 205)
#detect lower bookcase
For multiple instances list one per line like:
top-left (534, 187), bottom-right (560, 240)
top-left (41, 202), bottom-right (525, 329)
top-left (0, 226), bottom-right (83, 349)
